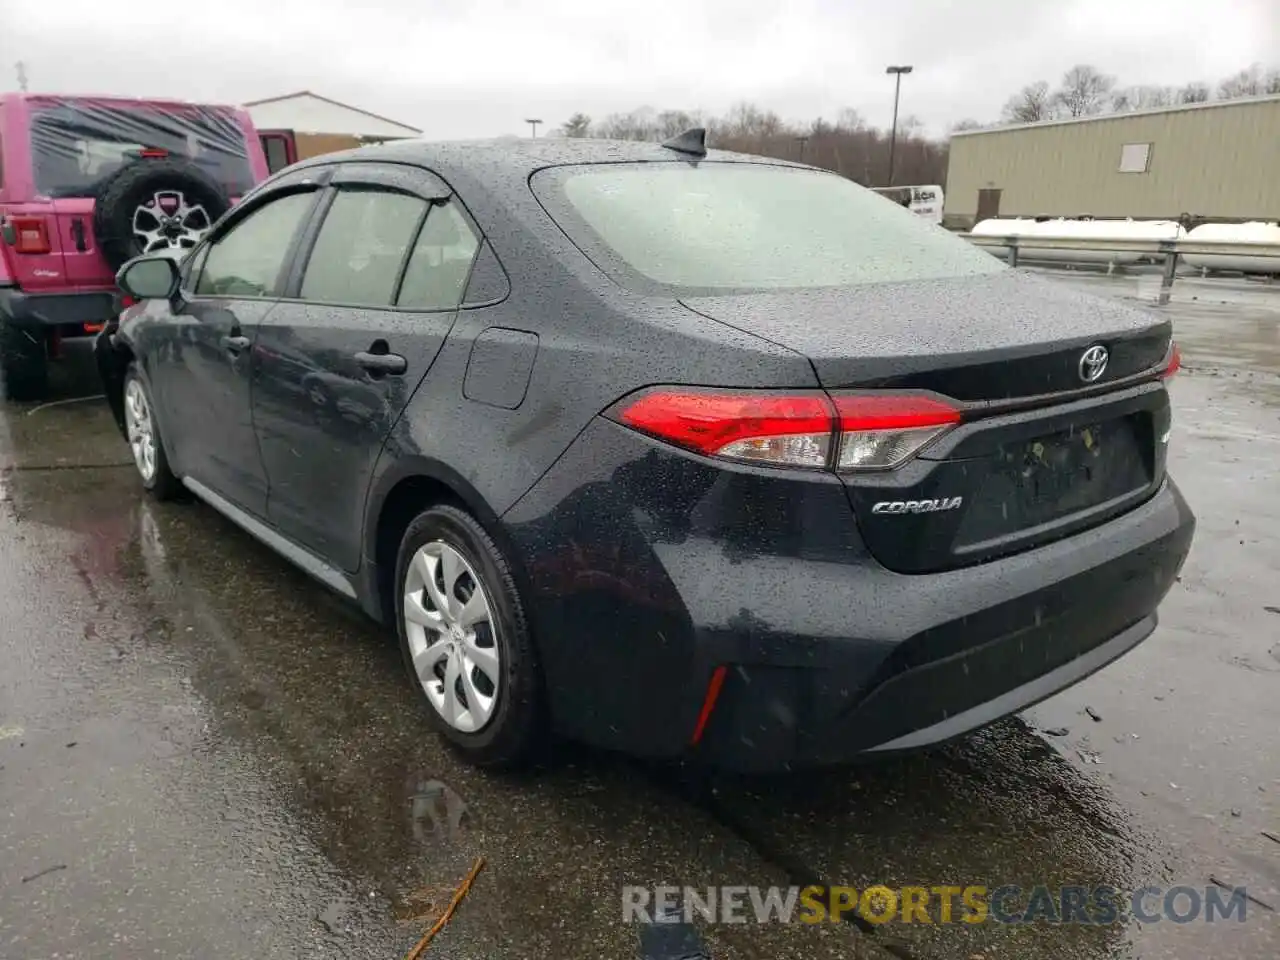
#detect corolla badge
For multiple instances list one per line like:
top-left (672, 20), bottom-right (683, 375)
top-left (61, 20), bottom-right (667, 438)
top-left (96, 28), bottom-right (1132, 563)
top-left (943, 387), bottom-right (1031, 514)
top-left (1078, 344), bottom-right (1109, 383)
top-left (872, 497), bottom-right (963, 515)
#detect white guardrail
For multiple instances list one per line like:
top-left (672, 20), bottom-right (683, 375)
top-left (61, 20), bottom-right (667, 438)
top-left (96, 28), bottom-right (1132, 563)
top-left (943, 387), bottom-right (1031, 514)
top-left (962, 234), bottom-right (1280, 305)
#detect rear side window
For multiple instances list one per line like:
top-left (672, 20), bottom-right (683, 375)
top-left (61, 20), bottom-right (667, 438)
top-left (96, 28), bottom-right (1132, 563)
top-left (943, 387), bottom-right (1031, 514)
top-left (196, 192), bottom-right (314, 297)
top-left (533, 163), bottom-right (1004, 295)
top-left (28, 99), bottom-right (255, 199)
top-left (397, 203), bottom-right (480, 310)
top-left (299, 190), bottom-right (428, 306)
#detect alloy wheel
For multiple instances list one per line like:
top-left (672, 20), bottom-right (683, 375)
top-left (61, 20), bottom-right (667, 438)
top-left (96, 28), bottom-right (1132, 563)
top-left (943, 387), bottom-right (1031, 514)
top-left (132, 190), bottom-right (212, 254)
top-left (124, 378), bottom-right (157, 482)
top-left (403, 541), bottom-right (501, 732)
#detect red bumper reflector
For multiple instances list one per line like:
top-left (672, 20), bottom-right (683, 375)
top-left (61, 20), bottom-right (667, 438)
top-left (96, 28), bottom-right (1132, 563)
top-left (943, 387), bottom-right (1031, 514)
top-left (690, 665), bottom-right (728, 746)
top-left (83, 322), bottom-right (105, 334)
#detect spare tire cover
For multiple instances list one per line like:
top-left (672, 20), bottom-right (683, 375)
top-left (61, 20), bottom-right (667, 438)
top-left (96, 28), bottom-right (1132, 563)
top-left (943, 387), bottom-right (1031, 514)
top-left (93, 158), bottom-right (232, 271)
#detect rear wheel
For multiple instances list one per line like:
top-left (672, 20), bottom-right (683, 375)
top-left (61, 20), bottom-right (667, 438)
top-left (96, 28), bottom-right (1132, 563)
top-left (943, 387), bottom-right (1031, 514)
top-left (395, 504), bottom-right (545, 768)
top-left (123, 365), bottom-right (181, 500)
top-left (0, 319), bottom-right (49, 402)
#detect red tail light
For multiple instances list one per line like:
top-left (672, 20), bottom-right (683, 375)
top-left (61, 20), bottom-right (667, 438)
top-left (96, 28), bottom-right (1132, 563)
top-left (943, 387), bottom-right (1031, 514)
top-left (139, 148), bottom-right (169, 158)
top-left (9, 217), bottom-right (52, 255)
top-left (1160, 342), bottom-right (1181, 379)
top-left (611, 388), bottom-right (961, 471)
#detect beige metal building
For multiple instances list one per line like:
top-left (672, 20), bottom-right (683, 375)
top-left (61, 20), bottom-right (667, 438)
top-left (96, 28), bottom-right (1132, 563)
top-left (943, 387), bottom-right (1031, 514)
top-left (944, 95), bottom-right (1280, 229)
top-left (244, 92), bottom-right (422, 174)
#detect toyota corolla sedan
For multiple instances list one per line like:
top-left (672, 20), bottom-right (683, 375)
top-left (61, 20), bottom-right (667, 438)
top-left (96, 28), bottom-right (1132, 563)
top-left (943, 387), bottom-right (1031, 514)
top-left (96, 132), bottom-right (1195, 772)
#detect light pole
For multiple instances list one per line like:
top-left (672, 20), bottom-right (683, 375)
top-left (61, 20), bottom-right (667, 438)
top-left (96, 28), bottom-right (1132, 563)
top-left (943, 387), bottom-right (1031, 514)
top-left (885, 65), bottom-right (913, 186)
top-left (524, 118), bottom-right (542, 138)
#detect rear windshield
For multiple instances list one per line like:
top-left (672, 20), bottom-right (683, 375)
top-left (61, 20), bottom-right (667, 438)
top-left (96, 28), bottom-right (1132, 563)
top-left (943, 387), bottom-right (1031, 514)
top-left (28, 101), bottom-right (255, 199)
top-left (532, 163), bottom-right (1003, 295)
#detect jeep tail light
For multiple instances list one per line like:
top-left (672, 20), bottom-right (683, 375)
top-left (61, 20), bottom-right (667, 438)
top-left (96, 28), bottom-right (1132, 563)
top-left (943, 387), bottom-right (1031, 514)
top-left (1159, 341), bottom-right (1181, 379)
top-left (610, 388), bottom-right (961, 471)
top-left (9, 217), bottom-right (52, 255)
top-left (832, 394), bottom-right (962, 470)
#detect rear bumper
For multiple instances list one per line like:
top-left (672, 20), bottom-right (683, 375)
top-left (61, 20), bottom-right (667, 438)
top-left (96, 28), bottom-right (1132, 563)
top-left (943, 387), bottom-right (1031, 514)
top-left (0, 288), bottom-right (119, 330)
top-left (502, 417), bottom-right (1196, 773)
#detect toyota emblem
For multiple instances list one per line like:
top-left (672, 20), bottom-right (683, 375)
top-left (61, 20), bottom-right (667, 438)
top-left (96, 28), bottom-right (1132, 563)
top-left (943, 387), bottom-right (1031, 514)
top-left (1078, 345), bottom-right (1109, 383)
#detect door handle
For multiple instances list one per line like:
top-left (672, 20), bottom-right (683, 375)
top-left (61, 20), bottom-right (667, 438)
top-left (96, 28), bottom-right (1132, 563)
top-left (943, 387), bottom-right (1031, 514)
top-left (221, 334), bottom-right (251, 354)
top-left (354, 351), bottom-right (407, 376)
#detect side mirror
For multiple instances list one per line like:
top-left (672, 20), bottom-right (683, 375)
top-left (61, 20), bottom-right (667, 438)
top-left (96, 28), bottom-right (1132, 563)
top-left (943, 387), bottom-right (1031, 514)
top-left (116, 255), bottom-right (181, 301)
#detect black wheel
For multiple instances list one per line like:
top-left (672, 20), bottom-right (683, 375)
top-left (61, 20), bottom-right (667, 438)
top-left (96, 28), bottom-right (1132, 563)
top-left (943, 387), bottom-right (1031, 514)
top-left (122, 365), bottom-right (181, 500)
top-left (0, 317), bottom-right (48, 402)
top-left (395, 504), bottom-right (545, 768)
top-left (93, 159), bottom-right (231, 271)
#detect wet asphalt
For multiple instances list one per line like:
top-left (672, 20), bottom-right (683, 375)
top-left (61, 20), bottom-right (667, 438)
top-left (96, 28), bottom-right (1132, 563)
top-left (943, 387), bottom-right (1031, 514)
top-left (1, 274), bottom-right (1278, 960)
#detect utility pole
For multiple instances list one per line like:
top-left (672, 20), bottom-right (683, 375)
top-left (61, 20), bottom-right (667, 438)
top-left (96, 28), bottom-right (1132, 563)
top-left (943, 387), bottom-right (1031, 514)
top-left (885, 64), bottom-right (913, 186)
top-left (524, 118), bottom-right (542, 138)
top-left (16, 61), bottom-right (29, 92)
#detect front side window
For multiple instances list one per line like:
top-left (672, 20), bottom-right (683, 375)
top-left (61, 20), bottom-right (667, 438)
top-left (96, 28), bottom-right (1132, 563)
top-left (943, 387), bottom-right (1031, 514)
top-left (397, 202), bottom-right (480, 310)
top-left (299, 189), bottom-right (428, 306)
top-left (533, 163), bottom-right (1004, 295)
top-left (195, 191), bottom-right (315, 298)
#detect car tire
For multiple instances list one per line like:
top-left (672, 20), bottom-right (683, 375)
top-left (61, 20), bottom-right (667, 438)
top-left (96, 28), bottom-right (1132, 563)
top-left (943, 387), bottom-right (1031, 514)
top-left (0, 318), bottom-right (49, 402)
top-left (122, 365), bottom-right (181, 500)
top-left (93, 159), bottom-right (232, 271)
top-left (395, 504), bottom-right (545, 768)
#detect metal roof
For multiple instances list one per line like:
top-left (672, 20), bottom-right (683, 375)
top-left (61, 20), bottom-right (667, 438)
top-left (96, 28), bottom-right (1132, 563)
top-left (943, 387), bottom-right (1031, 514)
top-left (952, 92), bottom-right (1280, 138)
top-left (244, 91), bottom-right (422, 139)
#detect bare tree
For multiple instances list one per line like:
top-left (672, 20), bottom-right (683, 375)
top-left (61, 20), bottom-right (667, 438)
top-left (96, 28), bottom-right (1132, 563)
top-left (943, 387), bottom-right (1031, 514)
top-left (548, 101), bottom-right (951, 189)
top-left (559, 113), bottom-right (592, 138)
top-left (1001, 81), bottom-right (1055, 124)
top-left (835, 108), bottom-right (867, 133)
top-left (950, 118), bottom-right (984, 133)
top-left (1178, 82), bottom-right (1211, 104)
top-left (1217, 64), bottom-right (1266, 99)
top-left (594, 107), bottom-right (661, 141)
top-left (655, 110), bottom-right (701, 140)
top-left (1269, 70), bottom-right (1280, 95)
top-left (1112, 84), bottom-right (1175, 112)
top-left (1052, 65), bottom-right (1116, 117)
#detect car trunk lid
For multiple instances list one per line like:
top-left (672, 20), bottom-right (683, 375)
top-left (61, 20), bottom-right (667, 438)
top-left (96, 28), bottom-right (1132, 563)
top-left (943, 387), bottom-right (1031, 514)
top-left (681, 271), bottom-right (1174, 572)
top-left (680, 270), bottom-right (1170, 395)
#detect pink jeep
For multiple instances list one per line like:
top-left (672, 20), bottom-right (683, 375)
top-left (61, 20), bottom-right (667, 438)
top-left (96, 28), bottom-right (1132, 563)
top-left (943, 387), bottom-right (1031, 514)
top-left (0, 94), bottom-right (269, 399)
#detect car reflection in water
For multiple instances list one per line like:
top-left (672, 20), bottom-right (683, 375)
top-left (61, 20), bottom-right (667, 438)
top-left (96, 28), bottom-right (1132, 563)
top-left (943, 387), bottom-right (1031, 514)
top-left (252, 336), bottom-right (395, 440)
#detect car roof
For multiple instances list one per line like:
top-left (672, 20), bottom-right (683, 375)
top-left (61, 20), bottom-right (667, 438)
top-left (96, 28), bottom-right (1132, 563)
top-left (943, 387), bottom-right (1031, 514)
top-left (1, 92), bottom-right (248, 112)
top-left (289, 136), bottom-right (806, 192)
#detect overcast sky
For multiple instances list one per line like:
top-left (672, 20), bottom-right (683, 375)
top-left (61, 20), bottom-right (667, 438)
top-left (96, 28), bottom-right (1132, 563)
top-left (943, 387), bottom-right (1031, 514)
top-left (3, 0), bottom-right (1277, 137)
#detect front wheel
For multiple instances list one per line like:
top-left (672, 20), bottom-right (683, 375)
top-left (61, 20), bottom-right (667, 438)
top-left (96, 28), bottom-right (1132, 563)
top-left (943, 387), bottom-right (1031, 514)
top-left (123, 365), bottom-right (181, 500)
top-left (395, 504), bottom-right (545, 768)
